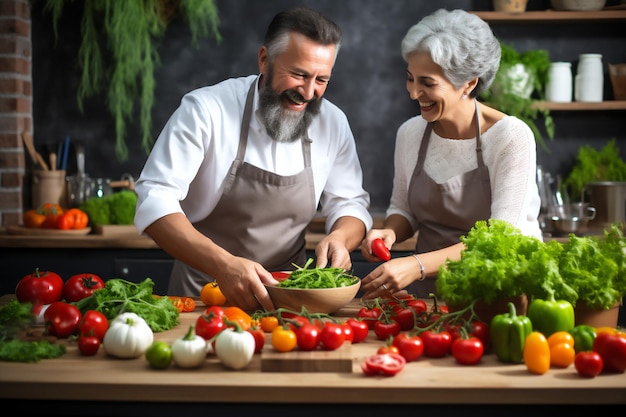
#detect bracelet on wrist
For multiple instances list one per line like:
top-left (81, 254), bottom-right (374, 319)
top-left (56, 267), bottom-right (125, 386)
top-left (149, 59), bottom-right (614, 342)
top-left (412, 254), bottom-right (426, 281)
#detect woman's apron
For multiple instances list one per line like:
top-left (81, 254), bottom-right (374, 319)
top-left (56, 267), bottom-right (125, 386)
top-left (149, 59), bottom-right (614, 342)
top-left (168, 79), bottom-right (317, 295)
top-left (406, 100), bottom-right (492, 298)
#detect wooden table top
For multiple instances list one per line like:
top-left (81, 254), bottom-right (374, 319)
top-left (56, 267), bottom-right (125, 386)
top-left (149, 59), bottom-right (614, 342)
top-left (0, 295), bottom-right (624, 408)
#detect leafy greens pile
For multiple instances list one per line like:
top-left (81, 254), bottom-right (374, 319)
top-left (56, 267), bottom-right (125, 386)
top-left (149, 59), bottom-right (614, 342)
top-left (437, 220), bottom-right (626, 310)
top-left (74, 278), bottom-right (179, 332)
top-left (277, 258), bottom-right (359, 289)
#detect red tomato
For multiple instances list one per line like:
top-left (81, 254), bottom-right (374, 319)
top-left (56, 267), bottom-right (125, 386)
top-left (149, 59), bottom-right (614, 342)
top-left (374, 319), bottom-right (401, 341)
top-left (247, 325), bottom-right (266, 353)
top-left (371, 238), bottom-right (391, 261)
top-left (357, 306), bottom-right (382, 330)
top-left (195, 308), bottom-right (226, 341)
top-left (319, 322), bottom-right (345, 351)
top-left (574, 351), bottom-right (604, 378)
top-left (56, 208), bottom-right (88, 230)
top-left (451, 337), bottom-right (484, 365)
top-left (295, 323), bottom-right (321, 351)
top-left (592, 332), bottom-right (626, 373)
top-left (378, 344), bottom-right (400, 355)
top-left (362, 353), bottom-right (406, 376)
top-left (62, 273), bottom-right (105, 302)
top-left (15, 268), bottom-right (63, 305)
top-left (77, 334), bottom-right (101, 356)
top-left (470, 320), bottom-right (491, 352)
top-left (392, 333), bottom-right (424, 362)
top-left (79, 310), bottom-right (109, 341)
top-left (44, 301), bottom-right (82, 338)
top-left (392, 305), bottom-right (417, 331)
top-left (341, 322), bottom-right (354, 343)
top-left (421, 330), bottom-right (453, 358)
top-left (345, 318), bottom-right (369, 344)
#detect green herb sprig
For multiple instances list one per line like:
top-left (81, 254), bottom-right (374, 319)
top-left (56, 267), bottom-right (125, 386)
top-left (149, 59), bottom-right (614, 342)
top-left (277, 258), bottom-right (359, 289)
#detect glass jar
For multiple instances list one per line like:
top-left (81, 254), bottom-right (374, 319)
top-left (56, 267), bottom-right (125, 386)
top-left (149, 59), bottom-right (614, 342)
top-left (575, 53), bottom-right (604, 102)
top-left (546, 62), bottom-right (572, 103)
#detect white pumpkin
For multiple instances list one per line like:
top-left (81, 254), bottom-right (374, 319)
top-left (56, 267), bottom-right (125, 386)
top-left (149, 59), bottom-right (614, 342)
top-left (214, 327), bottom-right (255, 370)
top-left (103, 312), bottom-right (154, 359)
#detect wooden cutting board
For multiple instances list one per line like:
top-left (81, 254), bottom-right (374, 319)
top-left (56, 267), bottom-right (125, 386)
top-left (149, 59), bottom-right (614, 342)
top-left (261, 342), bottom-right (353, 373)
top-left (7, 225), bottom-right (91, 236)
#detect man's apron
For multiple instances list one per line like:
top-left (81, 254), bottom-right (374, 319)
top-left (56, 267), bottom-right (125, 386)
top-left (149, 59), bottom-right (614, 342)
top-left (168, 79), bottom-right (317, 295)
top-left (406, 100), bottom-right (492, 298)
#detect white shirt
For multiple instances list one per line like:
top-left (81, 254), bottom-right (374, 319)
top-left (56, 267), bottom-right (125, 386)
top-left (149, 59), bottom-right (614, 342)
top-left (387, 114), bottom-right (543, 239)
top-left (134, 75), bottom-right (372, 234)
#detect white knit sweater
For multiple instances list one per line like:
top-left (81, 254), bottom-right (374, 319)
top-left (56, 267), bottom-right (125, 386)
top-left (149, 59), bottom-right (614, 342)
top-left (386, 114), bottom-right (543, 239)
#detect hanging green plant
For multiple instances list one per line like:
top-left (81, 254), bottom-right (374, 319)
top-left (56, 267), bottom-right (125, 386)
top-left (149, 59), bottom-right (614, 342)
top-left (480, 41), bottom-right (554, 152)
top-left (42, 0), bottom-right (221, 162)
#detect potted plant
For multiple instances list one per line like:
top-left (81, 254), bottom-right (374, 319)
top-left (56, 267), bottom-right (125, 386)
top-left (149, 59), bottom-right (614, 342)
top-left (480, 41), bottom-right (554, 151)
top-left (42, 0), bottom-right (222, 162)
top-left (562, 138), bottom-right (626, 201)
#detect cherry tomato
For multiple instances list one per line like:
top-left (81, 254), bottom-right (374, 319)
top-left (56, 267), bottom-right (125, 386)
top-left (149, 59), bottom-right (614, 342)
top-left (295, 322), bottom-right (321, 351)
top-left (272, 326), bottom-right (297, 353)
top-left (39, 203), bottom-right (64, 229)
top-left (247, 325), bottom-right (266, 353)
top-left (319, 322), bottom-right (345, 351)
top-left (392, 305), bottom-right (418, 331)
top-left (341, 322), bottom-right (354, 343)
top-left (200, 282), bottom-right (226, 306)
top-left (15, 268), bottom-right (63, 305)
top-left (421, 330), bottom-right (453, 358)
top-left (77, 334), bottom-right (101, 356)
top-left (357, 306), bottom-right (382, 330)
top-left (345, 318), bottom-right (369, 344)
top-left (362, 353), bottom-right (406, 376)
top-left (371, 238), bottom-right (391, 261)
top-left (145, 341), bottom-right (173, 369)
top-left (574, 351), bottom-right (603, 378)
top-left (470, 320), bottom-right (491, 352)
top-left (79, 310), bottom-right (109, 341)
top-left (260, 316), bottom-right (279, 333)
top-left (451, 336), bottom-right (484, 365)
top-left (392, 333), bottom-right (424, 362)
top-left (374, 320), bottom-right (401, 341)
top-left (377, 344), bottom-right (400, 355)
top-left (62, 273), bottom-right (105, 302)
top-left (44, 301), bottom-right (82, 338)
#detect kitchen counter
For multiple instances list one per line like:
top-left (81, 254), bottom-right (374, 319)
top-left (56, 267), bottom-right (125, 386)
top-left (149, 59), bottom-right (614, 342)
top-left (1, 294), bottom-right (624, 415)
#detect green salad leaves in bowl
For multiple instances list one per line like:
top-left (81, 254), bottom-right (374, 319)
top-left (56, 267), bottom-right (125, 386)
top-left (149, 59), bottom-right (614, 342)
top-left (265, 259), bottom-right (361, 314)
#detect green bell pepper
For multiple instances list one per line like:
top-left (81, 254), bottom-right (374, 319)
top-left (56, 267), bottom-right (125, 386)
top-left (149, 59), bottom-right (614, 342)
top-left (490, 302), bottom-right (533, 363)
top-left (568, 324), bottom-right (597, 353)
top-left (526, 296), bottom-right (575, 337)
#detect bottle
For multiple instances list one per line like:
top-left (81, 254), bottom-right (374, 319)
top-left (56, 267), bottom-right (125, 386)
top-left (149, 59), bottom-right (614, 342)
top-left (575, 53), bottom-right (604, 102)
top-left (546, 62), bottom-right (573, 103)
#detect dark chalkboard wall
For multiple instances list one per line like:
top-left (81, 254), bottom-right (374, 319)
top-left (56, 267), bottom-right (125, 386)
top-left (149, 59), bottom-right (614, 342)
top-left (30, 0), bottom-right (626, 213)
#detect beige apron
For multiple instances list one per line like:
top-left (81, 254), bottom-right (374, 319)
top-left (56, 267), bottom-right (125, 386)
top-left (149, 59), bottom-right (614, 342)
top-left (168, 79), bottom-right (317, 295)
top-left (406, 100), bottom-right (491, 298)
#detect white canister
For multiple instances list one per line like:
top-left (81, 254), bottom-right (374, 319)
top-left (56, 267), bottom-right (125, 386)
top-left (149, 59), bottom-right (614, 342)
top-left (546, 62), bottom-right (573, 102)
top-left (575, 53), bottom-right (604, 102)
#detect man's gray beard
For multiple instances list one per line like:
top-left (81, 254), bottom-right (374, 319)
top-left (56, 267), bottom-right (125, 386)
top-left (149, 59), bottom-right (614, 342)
top-left (258, 82), bottom-right (321, 143)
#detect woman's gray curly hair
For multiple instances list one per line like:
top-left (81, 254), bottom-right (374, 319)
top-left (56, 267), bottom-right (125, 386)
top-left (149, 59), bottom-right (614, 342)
top-left (401, 9), bottom-right (501, 98)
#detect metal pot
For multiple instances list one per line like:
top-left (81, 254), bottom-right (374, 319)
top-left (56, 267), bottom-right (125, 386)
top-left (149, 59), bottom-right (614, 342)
top-left (551, 216), bottom-right (589, 235)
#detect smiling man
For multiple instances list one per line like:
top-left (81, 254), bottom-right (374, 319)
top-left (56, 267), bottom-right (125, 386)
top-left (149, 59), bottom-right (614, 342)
top-left (134, 7), bottom-right (372, 312)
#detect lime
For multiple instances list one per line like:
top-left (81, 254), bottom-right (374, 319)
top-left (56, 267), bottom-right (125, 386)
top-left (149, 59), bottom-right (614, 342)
top-left (145, 341), bottom-right (173, 369)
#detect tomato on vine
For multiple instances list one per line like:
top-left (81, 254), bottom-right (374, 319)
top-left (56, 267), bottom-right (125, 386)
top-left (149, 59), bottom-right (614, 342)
top-left (272, 326), bottom-right (297, 353)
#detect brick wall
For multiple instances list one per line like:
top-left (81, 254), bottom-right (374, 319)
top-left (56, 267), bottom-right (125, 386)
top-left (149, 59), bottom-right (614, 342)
top-left (0, 0), bottom-right (29, 227)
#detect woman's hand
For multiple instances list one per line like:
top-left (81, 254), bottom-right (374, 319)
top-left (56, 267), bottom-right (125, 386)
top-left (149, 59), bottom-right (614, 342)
top-left (360, 229), bottom-right (396, 262)
top-left (359, 256), bottom-right (421, 300)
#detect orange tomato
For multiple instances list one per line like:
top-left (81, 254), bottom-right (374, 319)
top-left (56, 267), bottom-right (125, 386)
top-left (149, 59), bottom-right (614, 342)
top-left (547, 331), bottom-right (575, 349)
top-left (260, 316), bottom-right (279, 333)
top-left (200, 282), bottom-right (227, 306)
top-left (550, 342), bottom-right (575, 368)
top-left (182, 297), bottom-right (196, 312)
top-left (271, 326), bottom-right (297, 352)
top-left (23, 209), bottom-right (46, 228)
top-left (168, 296), bottom-right (184, 313)
top-left (223, 306), bottom-right (252, 331)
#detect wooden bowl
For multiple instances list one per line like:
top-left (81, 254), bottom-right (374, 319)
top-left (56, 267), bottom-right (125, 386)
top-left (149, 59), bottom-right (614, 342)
top-left (264, 279), bottom-right (361, 314)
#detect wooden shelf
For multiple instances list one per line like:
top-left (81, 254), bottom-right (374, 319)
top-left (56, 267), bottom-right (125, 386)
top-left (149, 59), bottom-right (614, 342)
top-left (472, 10), bottom-right (626, 23)
top-left (532, 100), bottom-right (626, 110)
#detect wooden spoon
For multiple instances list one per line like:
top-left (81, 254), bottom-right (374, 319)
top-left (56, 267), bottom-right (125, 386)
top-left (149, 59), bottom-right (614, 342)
top-left (21, 132), bottom-right (49, 171)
